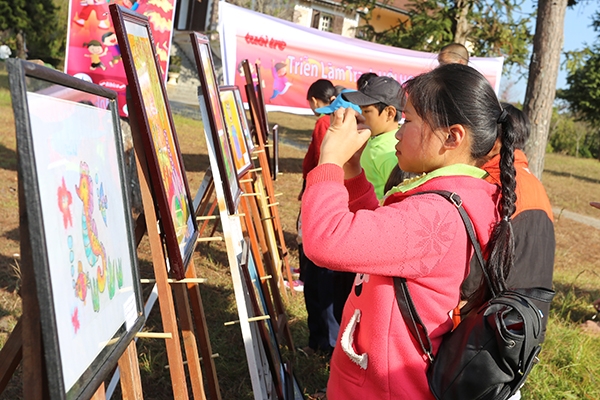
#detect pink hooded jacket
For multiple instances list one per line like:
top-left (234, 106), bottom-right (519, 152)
top-left (301, 163), bottom-right (499, 399)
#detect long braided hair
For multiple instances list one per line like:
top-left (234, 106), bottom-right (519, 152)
top-left (403, 63), bottom-right (517, 306)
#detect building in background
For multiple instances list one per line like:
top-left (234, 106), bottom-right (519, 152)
top-left (293, 0), bottom-right (358, 37)
top-left (174, 0), bottom-right (410, 39)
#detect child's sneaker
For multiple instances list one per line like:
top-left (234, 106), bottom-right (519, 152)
top-left (291, 267), bottom-right (301, 280)
top-left (284, 279), bottom-right (304, 292)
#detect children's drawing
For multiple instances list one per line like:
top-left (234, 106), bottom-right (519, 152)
top-left (192, 33), bottom-right (242, 214)
top-left (98, 181), bottom-right (108, 225)
top-left (76, 161), bottom-right (108, 294)
top-left (71, 307), bottom-right (81, 334)
top-left (119, 22), bottom-right (197, 277)
top-left (57, 177), bottom-right (73, 229)
top-left (220, 87), bottom-right (252, 177)
top-left (74, 260), bottom-right (90, 304)
top-left (9, 59), bottom-right (144, 399)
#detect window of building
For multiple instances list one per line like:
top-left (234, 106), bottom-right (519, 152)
top-left (311, 11), bottom-right (333, 32)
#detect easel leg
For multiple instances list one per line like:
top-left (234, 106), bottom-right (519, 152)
top-left (0, 318), bottom-right (22, 392)
top-left (90, 382), bottom-right (106, 400)
top-left (118, 341), bottom-right (144, 400)
top-left (173, 282), bottom-right (207, 400)
top-left (135, 152), bottom-right (189, 399)
top-left (186, 259), bottom-right (221, 400)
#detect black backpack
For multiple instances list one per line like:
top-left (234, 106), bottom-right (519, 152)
top-left (394, 190), bottom-right (555, 400)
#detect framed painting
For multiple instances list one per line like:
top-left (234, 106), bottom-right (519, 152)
top-left (240, 238), bottom-right (304, 399)
top-left (231, 85), bottom-right (256, 153)
top-left (110, 5), bottom-right (198, 279)
top-left (7, 59), bottom-right (145, 400)
top-left (219, 85), bottom-right (253, 178)
top-left (190, 32), bottom-right (242, 215)
top-left (240, 238), bottom-right (285, 399)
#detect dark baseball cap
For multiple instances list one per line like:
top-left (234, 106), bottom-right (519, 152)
top-left (342, 76), bottom-right (403, 111)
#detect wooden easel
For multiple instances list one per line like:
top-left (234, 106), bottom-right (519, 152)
top-left (191, 162), bottom-right (294, 355)
top-left (128, 104), bottom-right (221, 400)
top-left (241, 60), bottom-right (296, 296)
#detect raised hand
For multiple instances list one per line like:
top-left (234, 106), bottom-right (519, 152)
top-left (318, 107), bottom-right (371, 177)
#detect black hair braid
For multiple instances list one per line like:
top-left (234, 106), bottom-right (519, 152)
top-left (462, 111), bottom-right (517, 314)
top-left (486, 112), bottom-right (517, 294)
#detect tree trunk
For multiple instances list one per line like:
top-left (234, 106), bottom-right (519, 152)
top-left (523, 0), bottom-right (568, 180)
top-left (453, 0), bottom-right (471, 44)
top-left (16, 31), bottom-right (27, 59)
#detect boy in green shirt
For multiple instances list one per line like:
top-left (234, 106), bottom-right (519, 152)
top-left (342, 76), bottom-right (403, 199)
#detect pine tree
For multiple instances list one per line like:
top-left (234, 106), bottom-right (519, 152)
top-left (0, 0), bottom-right (65, 66)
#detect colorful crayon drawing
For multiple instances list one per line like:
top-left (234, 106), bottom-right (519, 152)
top-left (74, 260), bottom-right (90, 305)
top-left (57, 177), bottom-right (73, 229)
top-left (71, 307), bottom-right (81, 334)
top-left (98, 181), bottom-right (108, 226)
top-left (127, 32), bottom-right (194, 251)
top-left (25, 91), bottom-right (140, 392)
top-left (75, 161), bottom-right (107, 295)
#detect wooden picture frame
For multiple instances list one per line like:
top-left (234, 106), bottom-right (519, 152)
top-left (240, 238), bottom-right (285, 399)
top-left (219, 85), bottom-right (253, 178)
top-left (110, 5), bottom-right (198, 279)
top-left (190, 32), bottom-right (242, 215)
top-left (241, 60), bottom-right (268, 147)
top-left (254, 62), bottom-right (270, 143)
top-left (7, 59), bottom-right (145, 400)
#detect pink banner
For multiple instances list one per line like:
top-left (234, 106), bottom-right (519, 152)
top-left (65, 0), bottom-right (176, 117)
top-left (218, 2), bottom-right (504, 115)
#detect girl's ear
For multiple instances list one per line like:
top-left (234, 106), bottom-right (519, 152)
top-left (444, 124), bottom-right (467, 149)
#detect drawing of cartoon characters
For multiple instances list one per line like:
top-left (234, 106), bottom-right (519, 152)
top-left (73, 0), bottom-right (111, 30)
top-left (101, 31), bottom-right (121, 67)
top-left (83, 40), bottom-right (108, 71)
top-left (270, 59), bottom-right (292, 101)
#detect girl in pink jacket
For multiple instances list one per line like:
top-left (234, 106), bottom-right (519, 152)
top-left (301, 64), bottom-right (518, 399)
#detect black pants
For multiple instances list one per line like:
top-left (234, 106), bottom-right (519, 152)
top-left (299, 244), bottom-right (339, 352)
top-left (333, 271), bottom-right (355, 324)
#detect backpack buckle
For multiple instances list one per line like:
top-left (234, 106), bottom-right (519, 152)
top-left (449, 192), bottom-right (462, 208)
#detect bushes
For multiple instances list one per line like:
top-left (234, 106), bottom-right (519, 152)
top-left (546, 108), bottom-right (599, 159)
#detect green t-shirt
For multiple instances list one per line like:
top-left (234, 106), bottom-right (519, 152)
top-left (360, 130), bottom-right (398, 200)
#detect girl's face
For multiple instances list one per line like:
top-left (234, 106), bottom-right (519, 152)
top-left (89, 45), bottom-right (103, 54)
top-left (395, 98), bottom-right (446, 173)
top-left (308, 97), bottom-right (328, 116)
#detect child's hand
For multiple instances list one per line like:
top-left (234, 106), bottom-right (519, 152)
top-left (319, 107), bottom-right (371, 171)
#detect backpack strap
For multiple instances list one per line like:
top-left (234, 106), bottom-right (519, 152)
top-left (393, 190), bottom-right (492, 361)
